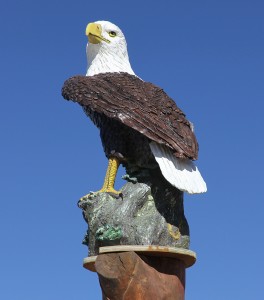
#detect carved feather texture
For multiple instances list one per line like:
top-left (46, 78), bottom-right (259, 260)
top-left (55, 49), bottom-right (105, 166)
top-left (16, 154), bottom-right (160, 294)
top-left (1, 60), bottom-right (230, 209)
top-left (62, 72), bottom-right (198, 160)
top-left (150, 142), bottom-right (207, 194)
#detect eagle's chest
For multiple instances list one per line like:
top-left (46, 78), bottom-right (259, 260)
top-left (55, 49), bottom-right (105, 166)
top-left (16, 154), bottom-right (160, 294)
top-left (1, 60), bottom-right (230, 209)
top-left (83, 107), bottom-right (155, 167)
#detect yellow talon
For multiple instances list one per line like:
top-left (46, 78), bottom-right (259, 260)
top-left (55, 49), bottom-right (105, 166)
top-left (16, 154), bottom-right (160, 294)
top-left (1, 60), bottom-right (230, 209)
top-left (98, 187), bottom-right (121, 196)
top-left (99, 156), bottom-right (122, 197)
top-left (79, 156), bottom-right (122, 200)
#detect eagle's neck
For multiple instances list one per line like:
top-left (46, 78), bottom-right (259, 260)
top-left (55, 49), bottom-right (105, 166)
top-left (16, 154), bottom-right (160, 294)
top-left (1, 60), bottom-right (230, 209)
top-left (86, 43), bottom-right (135, 76)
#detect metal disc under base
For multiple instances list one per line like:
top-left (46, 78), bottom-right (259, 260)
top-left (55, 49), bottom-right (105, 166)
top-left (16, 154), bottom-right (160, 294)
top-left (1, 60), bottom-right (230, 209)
top-left (83, 245), bottom-right (196, 272)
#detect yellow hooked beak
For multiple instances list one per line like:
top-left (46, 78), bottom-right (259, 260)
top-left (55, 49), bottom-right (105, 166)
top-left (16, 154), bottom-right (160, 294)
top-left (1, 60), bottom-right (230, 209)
top-left (85, 23), bottom-right (110, 44)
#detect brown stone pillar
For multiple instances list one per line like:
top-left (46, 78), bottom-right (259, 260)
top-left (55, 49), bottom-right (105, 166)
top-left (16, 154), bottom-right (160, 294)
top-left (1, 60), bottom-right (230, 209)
top-left (95, 251), bottom-right (185, 300)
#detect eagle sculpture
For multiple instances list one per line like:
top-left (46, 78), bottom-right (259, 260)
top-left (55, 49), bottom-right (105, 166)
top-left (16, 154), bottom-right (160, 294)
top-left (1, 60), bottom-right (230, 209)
top-left (62, 21), bottom-right (207, 196)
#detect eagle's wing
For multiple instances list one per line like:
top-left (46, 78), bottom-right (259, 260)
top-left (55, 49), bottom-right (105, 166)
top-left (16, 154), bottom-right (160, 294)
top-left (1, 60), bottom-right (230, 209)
top-left (62, 72), bottom-right (198, 160)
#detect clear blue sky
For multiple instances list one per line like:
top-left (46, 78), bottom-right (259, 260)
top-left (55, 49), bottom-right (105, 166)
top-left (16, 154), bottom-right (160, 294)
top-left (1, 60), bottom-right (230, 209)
top-left (1, 0), bottom-right (263, 299)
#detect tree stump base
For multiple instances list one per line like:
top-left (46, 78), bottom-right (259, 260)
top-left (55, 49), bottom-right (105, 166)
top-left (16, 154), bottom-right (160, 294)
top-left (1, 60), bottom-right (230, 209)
top-left (83, 245), bottom-right (196, 272)
top-left (83, 246), bottom-right (196, 300)
top-left (95, 251), bottom-right (186, 300)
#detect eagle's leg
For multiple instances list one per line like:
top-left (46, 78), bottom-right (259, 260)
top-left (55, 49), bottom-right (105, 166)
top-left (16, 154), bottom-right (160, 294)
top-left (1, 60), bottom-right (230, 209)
top-left (99, 156), bottom-right (121, 196)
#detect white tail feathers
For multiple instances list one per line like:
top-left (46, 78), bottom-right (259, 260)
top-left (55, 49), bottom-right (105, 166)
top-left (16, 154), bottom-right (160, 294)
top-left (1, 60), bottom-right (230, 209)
top-left (149, 142), bottom-right (207, 194)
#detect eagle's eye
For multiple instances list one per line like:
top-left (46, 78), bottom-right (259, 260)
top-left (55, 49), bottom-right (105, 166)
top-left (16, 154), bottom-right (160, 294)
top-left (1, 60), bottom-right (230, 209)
top-left (109, 31), bottom-right (117, 37)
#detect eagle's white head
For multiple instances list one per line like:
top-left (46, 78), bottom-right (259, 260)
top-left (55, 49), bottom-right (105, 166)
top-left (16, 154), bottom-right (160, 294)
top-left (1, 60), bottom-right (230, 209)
top-left (85, 21), bottom-right (135, 76)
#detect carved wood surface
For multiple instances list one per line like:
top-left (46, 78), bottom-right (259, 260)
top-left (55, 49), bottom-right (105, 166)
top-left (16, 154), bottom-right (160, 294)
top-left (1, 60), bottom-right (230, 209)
top-left (83, 245), bottom-right (196, 272)
top-left (95, 251), bottom-right (185, 300)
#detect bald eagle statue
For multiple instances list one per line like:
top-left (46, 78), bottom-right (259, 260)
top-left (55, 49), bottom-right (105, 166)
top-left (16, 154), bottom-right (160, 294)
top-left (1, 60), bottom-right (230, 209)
top-left (62, 21), bottom-right (207, 196)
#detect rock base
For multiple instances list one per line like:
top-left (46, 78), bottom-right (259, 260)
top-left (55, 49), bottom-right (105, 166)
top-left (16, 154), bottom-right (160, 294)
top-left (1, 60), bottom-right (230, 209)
top-left (78, 181), bottom-right (190, 256)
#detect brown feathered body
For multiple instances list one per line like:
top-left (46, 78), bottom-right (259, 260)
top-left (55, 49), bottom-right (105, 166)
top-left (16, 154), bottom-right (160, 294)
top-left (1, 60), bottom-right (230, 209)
top-left (62, 72), bottom-right (198, 172)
